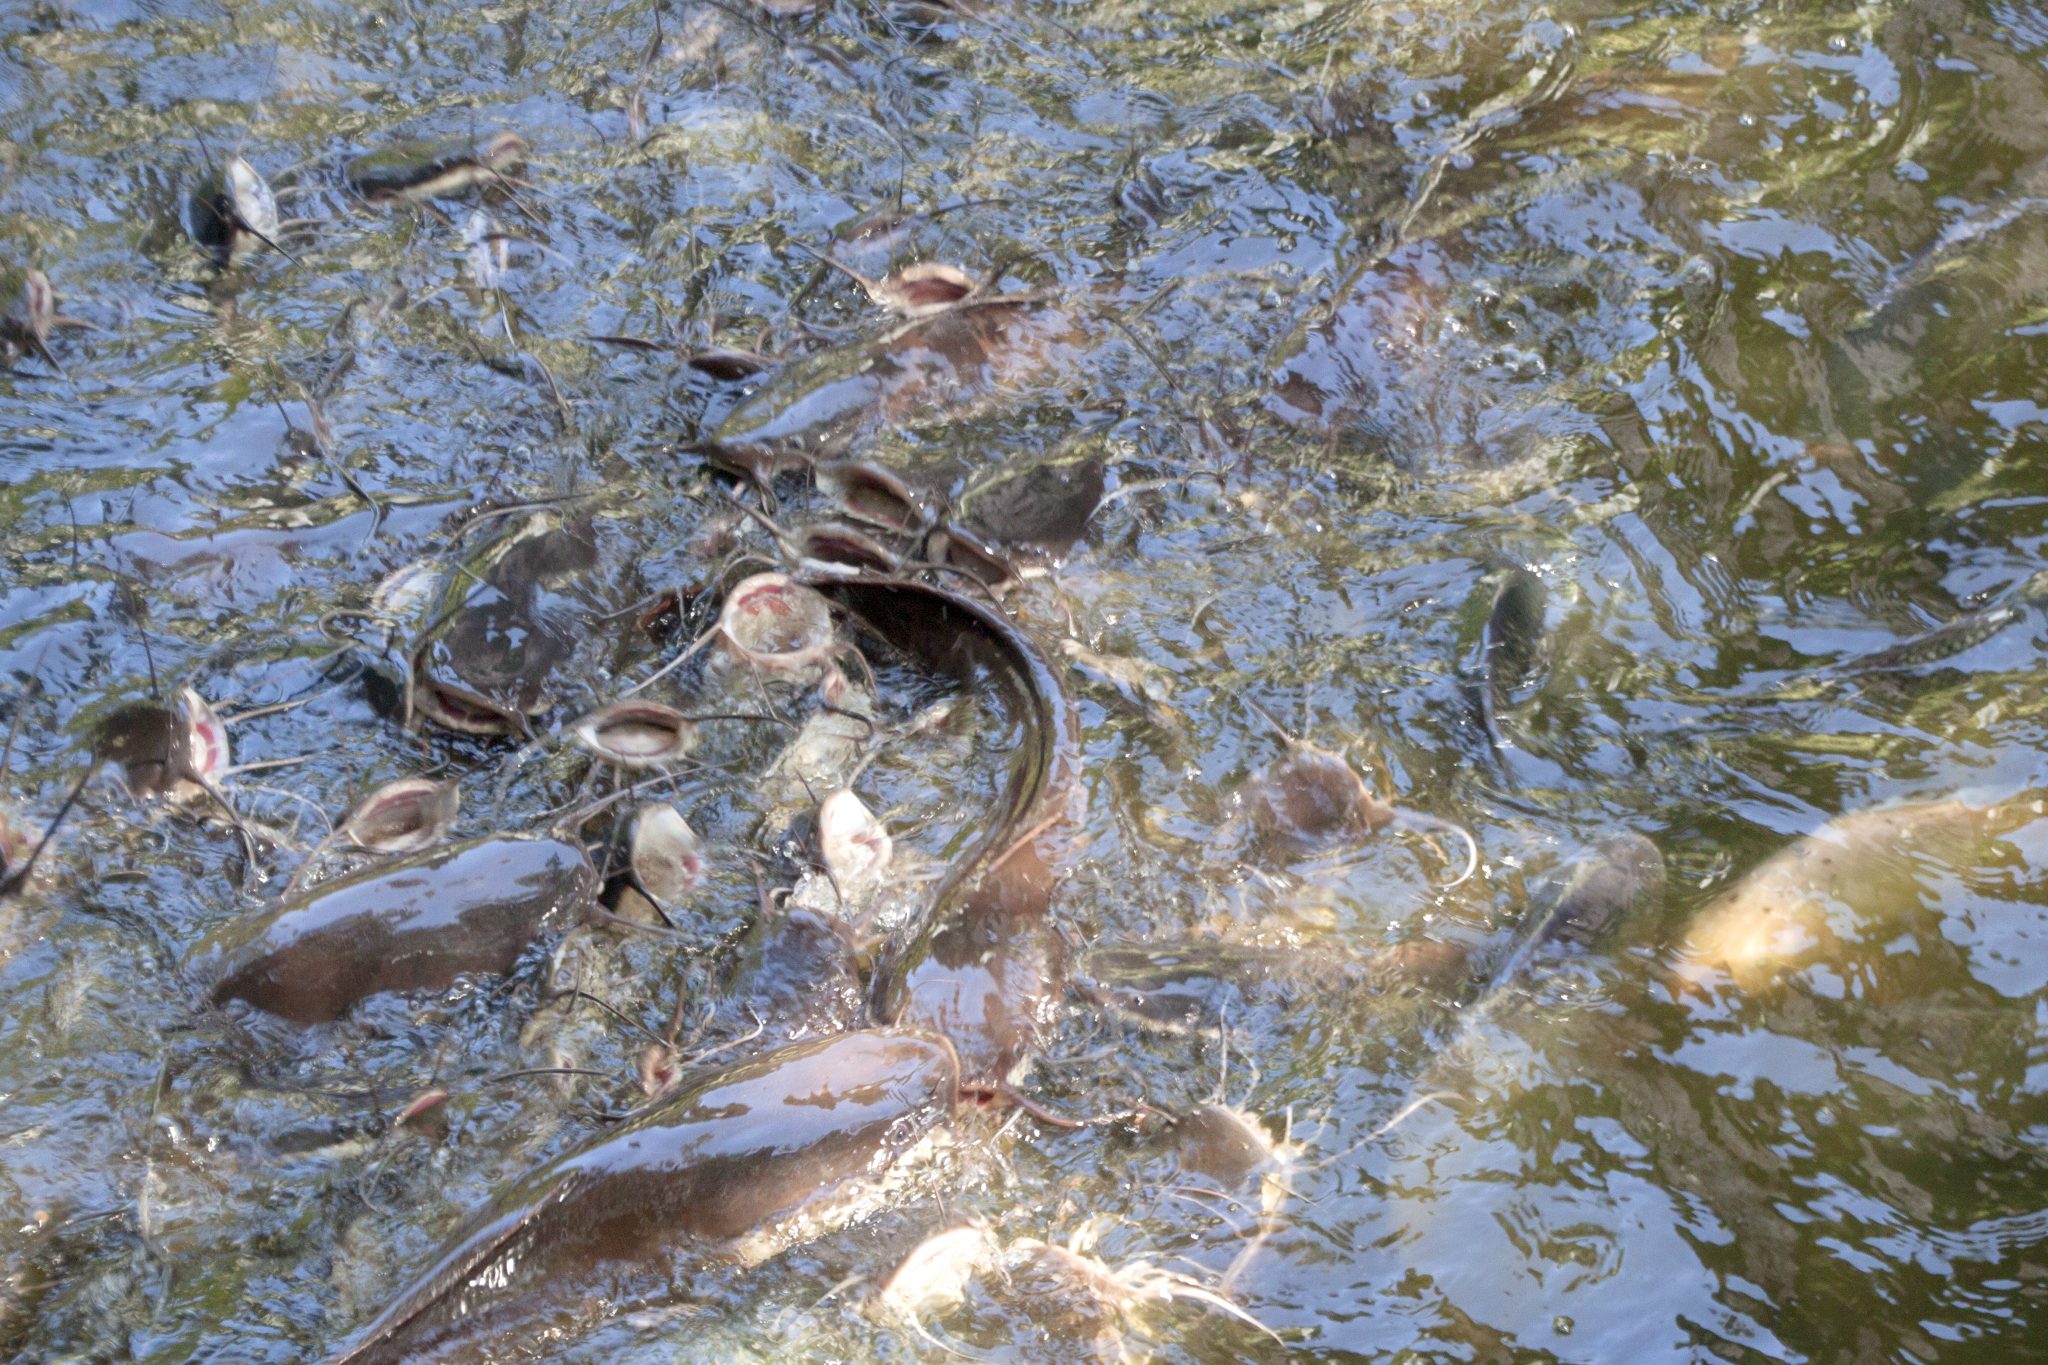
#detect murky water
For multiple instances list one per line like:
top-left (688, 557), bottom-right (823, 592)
top-left (4, 0), bottom-right (2048, 1357)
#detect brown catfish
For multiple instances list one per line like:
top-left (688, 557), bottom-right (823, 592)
top-left (330, 1028), bottom-right (961, 1363)
top-left (811, 576), bottom-right (1080, 1089)
top-left (204, 835), bottom-right (597, 1024)
top-left (703, 298), bottom-right (1085, 484)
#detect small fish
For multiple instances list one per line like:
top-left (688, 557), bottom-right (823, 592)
top-left (685, 345), bottom-right (773, 380)
top-left (1233, 699), bottom-right (1478, 884)
top-left (701, 297), bottom-right (1083, 482)
top-left (92, 687), bottom-right (231, 803)
top-left (1484, 831), bottom-right (1664, 989)
top-left (186, 157), bottom-right (294, 265)
top-left (1061, 637), bottom-right (1186, 732)
top-left (1160, 1103), bottom-right (1307, 1286)
top-left (633, 572), bottom-right (842, 698)
top-left (954, 452), bottom-right (1106, 565)
top-left (814, 459), bottom-right (933, 534)
top-left (1864, 196), bottom-right (2048, 319)
top-left (924, 520), bottom-right (1023, 593)
top-left (1395, 833), bottom-right (1667, 1105)
top-left (994, 1218), bottom-right (1281, 1353)
top-left (1076, 937), bottom-right (1469, 1037)
top-left (757, 674), bottom-right (878, 821)
top-left (869, 1220), bottom-right (1003, 1328)
top-left (0, 267), bottom-right (90, 374)
top-left (794, 244), bottom-right (981, 317)
top-left (349, 131), bottom-right (529, 204)
top-left (794, 521), bottom-right (902, 576)
top-left (1829, 574), bottom-right (2048, 677)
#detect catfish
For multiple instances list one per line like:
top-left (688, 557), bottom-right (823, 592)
top-left (203, 835), bottom-right (597, 1024)
top-left (330, 1029), bottom-right (960, 1362)
top-left (814, 576), bottom-right (1080, 1089)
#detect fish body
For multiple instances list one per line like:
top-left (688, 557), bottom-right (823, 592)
top-left (349, 132), bottom-right (528, 203)
top-left (1461, 565), bottom-right (1545, 752)
top-left (705, 299), bottom-right (1081, 482)
top-left (720, 907), bottom-right (869, 1046)
top-left (1239, 742), bottom-right (1392, 858)
top-left (331, 1029), bottom-right (959, 1362)
top-left (1678, 798), bottom-right (2039, 993)
top-left (185, 157), bottom-right (283, 263)
top-left (1078, 942), bottom-right (1300, 1035)
top-left (955, 452), bottom-right (1106, 566)
top-left (0, 267), bottom-right (77, 371)
top-left (1404, 834), bottom-right (1666, 1099)
top-left (1077, 937), bottom-right (1471, 1037)
top-left (408, 511), bottom-right (598, 735)
top-left (1484, 832), bottom-right (1664, 990)
top-left (205, 834), bottom-right (596, 1023)
top-left (92, 687), bottom-right (230, 802)
top-left (813, 577), bottom-right (1079, 1087)
top-left (1832, 602), bottom-right (2028, 677)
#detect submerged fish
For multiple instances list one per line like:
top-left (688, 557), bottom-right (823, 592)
top-left (953, 451), bottom-right (1106, 567)
top-left (1077, 936), bottom-right (1470, 1037)
top-left (1460, 564), bottom-right (1545, 752)
top-left (331, 1029), bottom-right (960, 1362)
top-left (703, 299), bottom-right (1086, 484)
top-left (1828, 572), bottom-right (2048, 678)
top-left (349, 131), bottom-right (529, 204)
top-left (0, 267), bottom-right (88, 373)
top-left (1484, 831), bottom-right (1664, 989)
top-left (1676, 797), bottom-right (2041, 995)
top-left (407, 510), bottom-right (599, 736)
top-left (1403, 833), bottom-right (1666, 1098)
top-left (1862, 196), bottom-right (2048, 320)
top-left (719, 906), bottom-right (868, 1046)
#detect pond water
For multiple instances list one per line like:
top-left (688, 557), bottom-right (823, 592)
top-left (4, 0), bottom-right (2048, 1359)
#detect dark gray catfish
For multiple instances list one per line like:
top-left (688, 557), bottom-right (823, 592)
top-left (330, 1028), bottom-right (960, 1362)
top-left (348, 131), bottom-right (528, 204)
top-left (408, 510), bottom-right (599, 736)
top-left (1076, 937), bottom-right (1471, 1037)
top-left (1409, 832), bottom-right (1666, 1094)
top-left (953, 451), bottom-right (1106, 566)
top-left (813, 576), bottom-right (1080, 1089)
top-left (704, 299), bottom-right (1085, 484)
top-left (204, 835), bottom-right (597, 1024)
top-left (721, 905), bottom-right (868, 1045)
top-left (1481, 831), bottom-right (1665, 990)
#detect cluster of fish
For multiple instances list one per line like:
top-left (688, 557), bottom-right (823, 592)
top-left (0, 489), bottom-right (1681, 1362)
top-left (7, 113), bottom-right (2043, 1364)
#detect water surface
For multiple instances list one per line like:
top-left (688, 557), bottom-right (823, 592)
top-left (4, 0), bottom-right (2048, 1358)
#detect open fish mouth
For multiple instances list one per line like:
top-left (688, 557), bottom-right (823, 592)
top-left (407, 671), bottom-right (529, 736)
